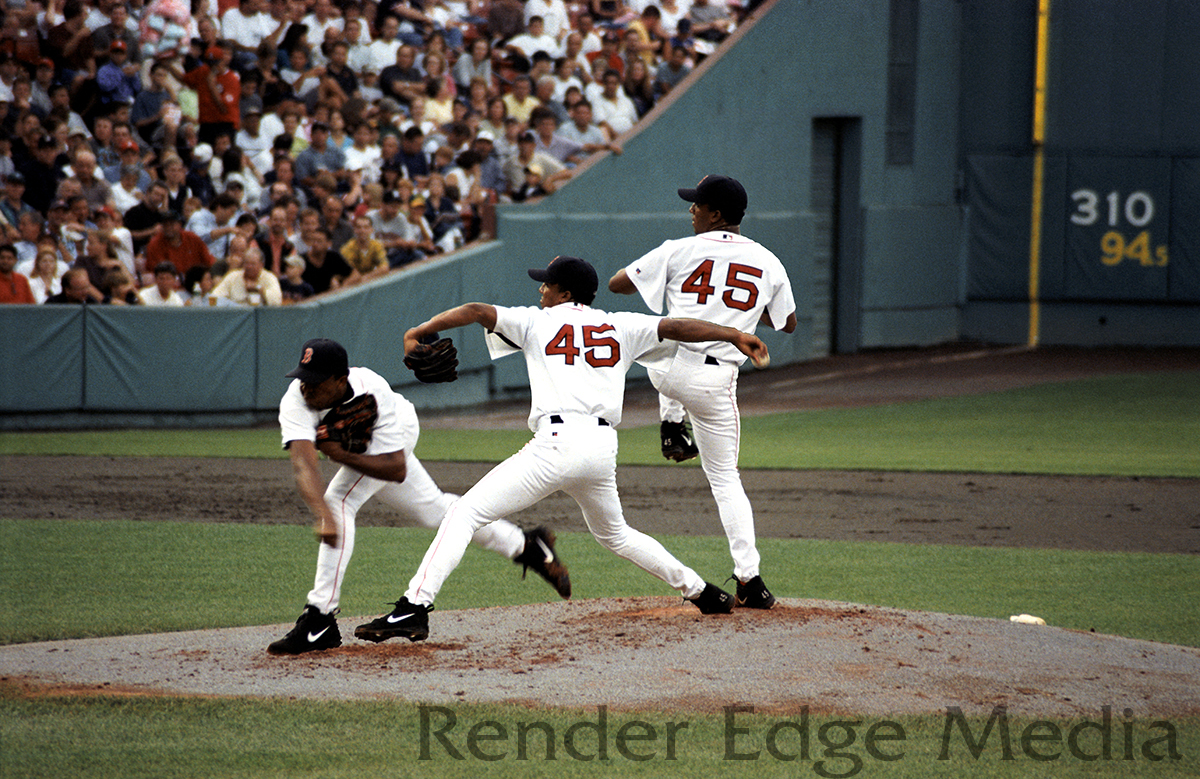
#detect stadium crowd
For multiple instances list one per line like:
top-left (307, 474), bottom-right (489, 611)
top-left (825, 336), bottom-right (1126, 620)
top-left (0, 0), bottom-right (746, 306)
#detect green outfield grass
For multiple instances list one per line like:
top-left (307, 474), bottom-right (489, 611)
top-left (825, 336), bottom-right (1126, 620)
top-left (2, 693), bottom-right (1195, 779)
top-left (3, 371), bottom-right (1199, 476)
top-left (2, 521), bottom-right (1196, 648)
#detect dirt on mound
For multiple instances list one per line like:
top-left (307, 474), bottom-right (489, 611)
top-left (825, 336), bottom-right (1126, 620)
top-left (2, 598), bottom-right (1197, 718)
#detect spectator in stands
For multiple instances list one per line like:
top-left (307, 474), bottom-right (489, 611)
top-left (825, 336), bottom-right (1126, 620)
top-left (294, 121), bottom-right (347, 193)
top-left (623, 57), bottom-right (656, 117)
top-left (472, 131), bottom-right (508, 197)
top-left (187, 193), bottom-right (242, 260)
top-left (689, 0), bottom-right (734, 48)
top-left (587, 30), bottom-right (625, 78)
top-left (45, 266), bottom-right (103, 304)
top-left (592, 68), bottom-right (639, 139)
top-left (626, 5), bottom-right (667, 66)
top-left (422, 172), bottom-right (463, 252)
top-left (0, 172), bottom-right (34, 241)
top-left (380, 44), bottom-right (425, 108)
top-left (590, 0), bottom-right (633, 27)
top-left (364, 15), bottom-right (404, 76)
top-left (138, 261), bottom-right (187, 306)
top-left (47, 0), bottom-right (96, 95)
top-left (321, 194), bottom-right (355, 251)
top-left (502, 75), bottom-right (541, 127)
top-left (102, 265), bottom-right (142, 305)
top-left (397, 126), bottom-right (432, 187)
top-left (96, 40), bottom-right (139, 105)
top-left (167, 42), bottom-right (241, 145)
top-left (0, 242), bottom-right (35, 304)
top-left (300, 225), bottom-right (353, 294)
top-left (143, 210), bottom-right (216, 279)
top-left (19, 135), bottom-right (63, 216)
top-left (210, 245), bottom-right (282, 305)
top-left (27, 247), bottom-right (66, 304)
top-left (369, 190), bottom-right (426, 268)
top-left (453, 38), bottom-right (494, 94)
top-left (13, 212), bottom-right (46, 270)
top-left (124, 180), bottom-right (174, 253)
top-left (654, 43), bottom-right (692, 98)
top-left (507, 16), bottom-right (560, 61)
top-left (160, 154), bottom-right (195, 215)
top-left (110, 164), bottom-right (145, 215)
top-left (558, 98), bottom-right (622, 159)
top-left (340, 212), bottom-right (390, 282)
top-left (530, 106), bottom-right (582, 165)
top-left (91, 206), bottom-right (135, 281)
top-left (504, 130), bottom-right (571, 198)
top-left (479, 97), bottom-right (509, 146)
top-left (487, 0), bottom-right (526, 44)
top-left (223, 0), bottom-right (286, 71)
top-left (256, 202), bottom-right (297, 277)
top-left (279, 253), bottom-right (315, 302)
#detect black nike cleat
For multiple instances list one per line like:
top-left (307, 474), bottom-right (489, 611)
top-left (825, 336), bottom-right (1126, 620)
top-left (688, 582), bottom-right (734, 614)
top-left (354, 597), bottom-right (431, 643)
top-left (267, 605), bottom-right (342, 655)
top-left (514, 526), bottom-right (571, 599)
top-left (733, 574), bottom-right (777, 609)
top-left (660, 420), bottom-right (699, 462)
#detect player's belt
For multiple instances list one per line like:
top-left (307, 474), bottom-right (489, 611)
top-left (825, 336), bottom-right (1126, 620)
top-left (705, 355), bottom-right (721, 365)
top-left (549, 414), bottom-right (610, 426)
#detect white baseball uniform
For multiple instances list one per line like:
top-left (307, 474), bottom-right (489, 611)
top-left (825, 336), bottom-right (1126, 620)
top-left (404, 302), bottom-right (709, 606)
top-left (279, 366), bottom-right (526, 614)
top-left (623, 230), bottom-right (796, 581)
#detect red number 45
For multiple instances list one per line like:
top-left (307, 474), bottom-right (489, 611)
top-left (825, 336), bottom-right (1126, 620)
top-left (545, 324), bottom-right (621, 367)
top-left (681, 260), bottom-right (763, 311)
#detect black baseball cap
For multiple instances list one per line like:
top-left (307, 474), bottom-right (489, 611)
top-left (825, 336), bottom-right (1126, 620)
top-left (678, 174), bottom-right (748, 224)
top-left (528, 255), bottom-right (598, 301)
top-left (286, 338), bottom-right (349, 383)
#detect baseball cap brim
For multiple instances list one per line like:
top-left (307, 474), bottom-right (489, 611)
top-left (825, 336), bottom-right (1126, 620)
top-left (677, 186), bottom-right (702, 202)
top-left (285, 364), bottom-right (333, 383)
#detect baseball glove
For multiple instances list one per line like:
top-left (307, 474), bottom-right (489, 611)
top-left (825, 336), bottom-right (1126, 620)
top-left (316, 393), bottom-right (378, 454)
top-left (404, 337), bottom-right (458, 383)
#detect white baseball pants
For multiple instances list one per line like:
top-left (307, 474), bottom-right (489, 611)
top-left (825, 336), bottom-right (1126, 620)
top-left (405, 416), bottom-right (707, 606)
top-left (308, 452), bottom-right (525, 614)
top-left (651, 349), bottom-right (761, 581)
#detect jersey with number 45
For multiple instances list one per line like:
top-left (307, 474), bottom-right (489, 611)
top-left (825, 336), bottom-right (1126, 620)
top-left (487, 303), bottom-right (672, 431)
top-left (625, 230), bottom-right (796, 365)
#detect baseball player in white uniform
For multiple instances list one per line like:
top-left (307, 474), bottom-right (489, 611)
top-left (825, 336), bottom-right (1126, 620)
top-left (608, 175), bottom-right (797, 610)
top-left (267, 338), bottom-right (570, 655)
top-left (353, 256), bottom-right (771, 643)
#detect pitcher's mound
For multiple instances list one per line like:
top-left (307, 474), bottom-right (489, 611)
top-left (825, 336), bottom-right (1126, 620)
top-left (2, 598), bottom-right (1197, 717)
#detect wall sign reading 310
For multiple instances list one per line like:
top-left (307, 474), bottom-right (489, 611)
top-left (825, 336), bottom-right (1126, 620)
top-left (1070, 189), bottom-right (1169, 267)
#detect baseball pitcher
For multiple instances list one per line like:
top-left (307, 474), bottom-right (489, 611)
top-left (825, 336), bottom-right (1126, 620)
top-left (609, 175), bottom-right (797, 610)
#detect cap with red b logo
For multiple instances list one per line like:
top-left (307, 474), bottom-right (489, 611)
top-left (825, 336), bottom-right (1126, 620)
top-left (286, 338), bottom-right (349, 383)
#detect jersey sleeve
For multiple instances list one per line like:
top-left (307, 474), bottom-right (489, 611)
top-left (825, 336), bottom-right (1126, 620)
top-left (489, 305), bottom-right (534, 356)
top-left (278, 379), bottom-right (320, 448)
top-left (764, 259), bottom-right (798, 331)
top-left (624, 242), bottom-right (673, 314)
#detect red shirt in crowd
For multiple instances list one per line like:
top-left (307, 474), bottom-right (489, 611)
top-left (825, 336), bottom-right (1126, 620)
top-left (180, 64), bottom-right (241, 128)
top-left (0, 271), bottom-right (35, 304)
top-left (144, 230), bottom-right (217, 278)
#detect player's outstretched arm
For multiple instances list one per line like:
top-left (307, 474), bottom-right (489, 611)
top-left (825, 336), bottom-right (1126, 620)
top-left (658, 317), bottom-right (770, 367)
top-left (403, 302), bottom-right (499, 355)
top-left (289, 440), bottom-right (342, 548)
top-left (608, 268), bottom-right (636, 295)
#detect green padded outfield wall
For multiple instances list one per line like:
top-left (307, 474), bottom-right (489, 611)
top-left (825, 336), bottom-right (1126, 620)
top-left (2, 0), bottom-right (969, 426)
top-left (960, 0), bottom-right (1200, 344)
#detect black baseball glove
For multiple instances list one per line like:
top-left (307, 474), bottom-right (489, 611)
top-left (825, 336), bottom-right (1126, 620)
top-left (316, 393), bottom-right (378, 454)
top-left (404, 337), bottom-right (458, 383)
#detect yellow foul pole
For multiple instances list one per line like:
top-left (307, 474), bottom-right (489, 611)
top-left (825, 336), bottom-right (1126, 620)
top-left (1028, 0), bottom-right (1052, 347)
